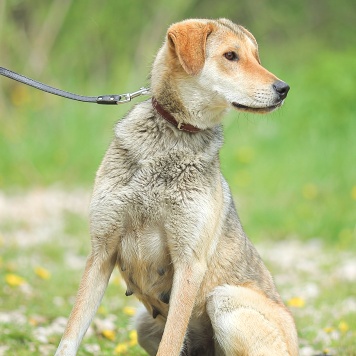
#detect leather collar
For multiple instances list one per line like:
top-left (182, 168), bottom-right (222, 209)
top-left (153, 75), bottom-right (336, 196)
top-left (151, 97), bottom-right (201, 133)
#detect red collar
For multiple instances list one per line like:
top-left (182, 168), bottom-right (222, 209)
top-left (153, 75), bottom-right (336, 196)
top-left (151, 97), bottom-right (201, 133)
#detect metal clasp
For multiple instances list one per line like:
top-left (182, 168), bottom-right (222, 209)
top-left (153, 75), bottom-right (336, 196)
top-left (116, 93), bottom-right (131, 104)
top-left (116, 87), bottom-right (150, 104)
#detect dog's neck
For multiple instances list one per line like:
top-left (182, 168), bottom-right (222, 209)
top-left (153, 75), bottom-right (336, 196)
top-left (151, 47), bottom-right (228, 131)
top-left (152, 79), bottom-right (228, 131)
top-left (152, 97), bottom-right (202, 133)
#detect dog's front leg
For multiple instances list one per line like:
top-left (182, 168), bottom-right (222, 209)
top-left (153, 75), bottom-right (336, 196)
top-left (157, 261), bottom-right (206, 356)
top-left (55, 250), bottom-right (116, 356)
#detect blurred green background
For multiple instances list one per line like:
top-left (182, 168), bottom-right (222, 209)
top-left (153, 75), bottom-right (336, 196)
top-left (0, 0), bottom-right (355, 245)
top-left (1, 1), bottom-right (356, 354)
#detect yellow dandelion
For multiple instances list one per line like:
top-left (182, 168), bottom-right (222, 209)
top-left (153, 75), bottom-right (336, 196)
top-left (287, 297), bottom-right (305, 308)
top-left (34, 267), bottom-right (51, 280)
top-left (28, 316), bottom-right (46, 327)
top-left (111, 275), bottom-right (121, 286)
top-left (114, 343), bottom-right (128, 354)
top-left (29, 317), bottom-right (39, 327)
top-left (323, 326), bottom-right (334, 333)
top-left (123, 306), bottom-right (136, 316)
top-left (351, 186), bottom-right (356, 200)
top-left (5, 273), bottom-right (25, 287)
top-left (338, 321), bottom-right (349, 333)
top-left (129, 330), bottom-right (138, 346)
top-left (98, 305), bottom-right (108, 315)
top-left (11, 85), bottom-right (31, 106)
top-left (302, 183), bottom-right (318, 200)
top-left (102, 329), bottom-right (116, 341)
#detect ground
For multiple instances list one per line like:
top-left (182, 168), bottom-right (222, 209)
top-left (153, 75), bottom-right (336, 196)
top-left (0, 188), bottom-right (355, 355)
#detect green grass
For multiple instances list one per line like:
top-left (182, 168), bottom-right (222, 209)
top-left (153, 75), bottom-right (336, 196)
top-left (1, 46), bottom-right (356, 355)
top-left (264, 241), bottom-right (356, 355)
top-left (1, 210), bottom-right (355, 355)
top-left (0, 214), bottom-right (146, 355)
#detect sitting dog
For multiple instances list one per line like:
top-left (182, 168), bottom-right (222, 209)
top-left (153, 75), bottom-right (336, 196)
top-left (56, 18), bottom-right (298, 356)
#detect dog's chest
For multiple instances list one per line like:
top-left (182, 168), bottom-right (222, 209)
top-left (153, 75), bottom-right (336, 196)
top-left (117, 220), bottom-right (173, 318)
top-left (115, 155), bottom-right (205, 316)
top-left (94, 139), bottom-right (218, 318)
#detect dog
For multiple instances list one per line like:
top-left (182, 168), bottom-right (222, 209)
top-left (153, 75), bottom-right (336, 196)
top-left (55, 18), bottom-right (298, 356)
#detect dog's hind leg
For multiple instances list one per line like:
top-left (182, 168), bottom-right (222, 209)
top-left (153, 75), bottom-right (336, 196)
top-left (135, 306), bottom-right (218, 356)
top-left (207, 285), bottom-right (299, 356)
top-left (55, 250), bottom-right (117, 356)
top-left (134, 306), bottom-right (165, 356)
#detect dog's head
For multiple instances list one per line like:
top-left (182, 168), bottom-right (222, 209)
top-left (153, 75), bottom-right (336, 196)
top-left (154, 18), bottom-right (289, 117)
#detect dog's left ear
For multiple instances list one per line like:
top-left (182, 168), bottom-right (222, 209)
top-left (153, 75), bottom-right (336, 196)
top-left (167, 21), bottom-right (214, 75)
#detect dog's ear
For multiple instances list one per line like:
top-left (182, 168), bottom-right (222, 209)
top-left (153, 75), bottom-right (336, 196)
top-left (167, 21), bottom-right (214, 75)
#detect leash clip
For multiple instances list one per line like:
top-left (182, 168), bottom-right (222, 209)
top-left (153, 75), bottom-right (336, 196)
top-left (118, 87), bottom-right (150, 104)
top-left (117, 93), bottom-right (132, 104)
top-left (97, 87), bottom-right (150, 105)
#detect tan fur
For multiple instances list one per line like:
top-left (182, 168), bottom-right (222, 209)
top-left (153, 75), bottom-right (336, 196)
top-left (55, 18), bottom-right (297, 356)
top-left (168, 21), bottom-right (215, 75)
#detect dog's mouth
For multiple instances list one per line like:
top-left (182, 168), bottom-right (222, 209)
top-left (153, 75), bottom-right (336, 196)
top-left (232, 101), bottom-right (283, 113)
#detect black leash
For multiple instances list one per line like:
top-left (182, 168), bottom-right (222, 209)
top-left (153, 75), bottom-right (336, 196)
top-left (0, 66), bottom-right (149, 105)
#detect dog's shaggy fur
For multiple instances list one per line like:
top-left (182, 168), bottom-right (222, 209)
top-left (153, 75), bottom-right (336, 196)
top-left (56, 18), bottom-right (297, 356)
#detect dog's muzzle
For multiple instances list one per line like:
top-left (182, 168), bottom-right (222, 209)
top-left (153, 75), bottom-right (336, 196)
top-left (232, 80), bottom-right (290, 113)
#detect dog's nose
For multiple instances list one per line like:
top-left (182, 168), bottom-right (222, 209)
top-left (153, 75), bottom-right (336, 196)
top-left (273, 80), bottom-right (290, 100)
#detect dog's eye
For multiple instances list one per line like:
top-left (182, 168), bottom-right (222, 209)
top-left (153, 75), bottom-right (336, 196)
top-left (224, 51), bottom-right (239, 61)
top-left (224, 51), bottom-right (238, 61)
